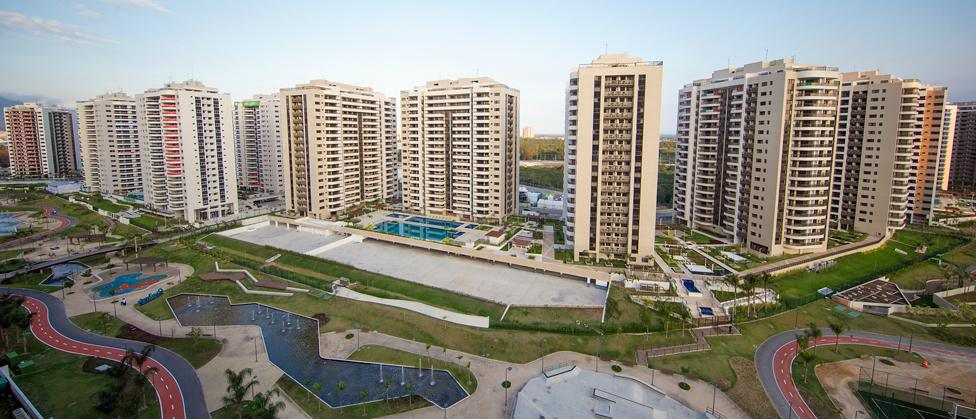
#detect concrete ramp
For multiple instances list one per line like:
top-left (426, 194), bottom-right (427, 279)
top-left (306, 234), bottom-right (362, 256)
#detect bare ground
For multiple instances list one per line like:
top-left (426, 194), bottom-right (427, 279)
top-left (727, 356), bottom-right (778, 418)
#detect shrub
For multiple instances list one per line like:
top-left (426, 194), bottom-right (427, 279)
top-left (345, 333), bottom-right (354, 340)
top-left (678, 382), bottom-right (691, 391)
top-left (611, 365), bottom-right (622, 373)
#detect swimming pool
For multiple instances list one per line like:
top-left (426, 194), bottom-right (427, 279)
top-left (375, 221), bottom-right (462, 242)
top-left (92, 272), bottom-right (167, 298)
top-left (40, 262), bottom-right (89, 286)
top-left (405, 216), bottom-right (463, 229)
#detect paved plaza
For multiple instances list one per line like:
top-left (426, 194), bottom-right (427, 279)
top-left (224, 225), bottom-right (606, 307)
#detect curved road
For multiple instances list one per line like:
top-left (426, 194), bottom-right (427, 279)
top-left (757, 329), bottom-right (976, 419)
top-left (1, 288), bottom-right (209, 419)
top-left (0, 206), bottom-right (76, 250)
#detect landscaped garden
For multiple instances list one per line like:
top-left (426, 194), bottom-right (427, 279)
top-left (70, 312), bottom-right (222, 368)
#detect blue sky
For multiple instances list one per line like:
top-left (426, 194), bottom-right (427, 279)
top-left (2, 0), bottom-right (974, 134)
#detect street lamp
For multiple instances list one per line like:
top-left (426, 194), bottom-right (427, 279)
top-left (503, 366), bottom-right (513, 410)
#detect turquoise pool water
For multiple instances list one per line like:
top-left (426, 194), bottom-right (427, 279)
top-left (92, 272), bottom-right (167, 298)
top-left (375, 221), bottom-right (462, 241)
top-left (405, 216), bottom-right (463, 229)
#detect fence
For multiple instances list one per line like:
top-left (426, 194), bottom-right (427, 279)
top-left (857, 365), bottom-right (976, 418)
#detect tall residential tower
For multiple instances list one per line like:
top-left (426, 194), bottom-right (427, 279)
top-left (3, 103), bottom-right (78, 177)
top-left (77, 93), bottom-right (142, 195)
top-left (949, 102), bottom-right (976, 192)
top-left (907, 87), bottom-right (953, 224)
top-left (233, 95), bottom-right (283, 196)
top-left (137, 80), bottom-right (238, 223)
top-left (675, 59), bottom-right (841, 256)
top-left (400, 77), bottom-right (519, 224)
top-left (280, 80), bottom-right (397, 219)
top-left (563, 54), bottom-right (662, 264)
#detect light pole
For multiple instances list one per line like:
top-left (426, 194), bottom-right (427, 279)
top-left (254, 335), bottom-right (258, 362)
top-left (711, 380), bottom-right (717, 413)
top-left (540, 339), bottom-right (546, 373)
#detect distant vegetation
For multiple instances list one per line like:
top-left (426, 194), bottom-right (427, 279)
top-left (519, 165), bottom-right (563, 190)
top-left (658, 166), bottom-right (674, 207)
top-left (520, 137), bottom-right (564, 161)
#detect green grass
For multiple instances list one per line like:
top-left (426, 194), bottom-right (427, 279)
top-left (686, 230), bottom-right (721, 244)
top-left (14, 334), bottom-right (160, 419)
top-left (518, 164), bottom-right (563, 190)
top-left (792, 345), bottom-right (922, 418)
top-left (658, 168), bottom-right (673, 206)
top-left (0, 248), bottom-right (27, 260)
top-left (712, 290), bottom-right (738, 302)
top-left (130, 214), bottom-right (169, 230)
top-left (888, 261), bottom-right (946, 289)
top-left (771, 230), bottom-right (965, 305)
top-left (270, 374), bottom-right (431, 419)
top-left (71, 311), bottom-right (221, 368)
top-left (349, 345), bottom-right (477, 394)
top-left (1, 269), bottom-right (55, 291)
top-left (135, 243), bottom-right (693, 363)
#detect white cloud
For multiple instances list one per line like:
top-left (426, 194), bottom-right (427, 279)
top-left (73, 3), bottom-right (101, 18)
top-left (101, 0), bottom-right (171, 14)
top-left (0, 11), bottom-right (116, 45)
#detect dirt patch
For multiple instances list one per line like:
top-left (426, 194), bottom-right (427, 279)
top-left (814, 362), bottom-right (866, 418)
top-left (117, 324), bottom-right (164, 345)
top-left (726, 356), bottom-right (778, 419)
top-left (312, 313), bottom-right (329, 325)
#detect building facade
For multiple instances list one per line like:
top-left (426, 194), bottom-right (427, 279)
top-left (907, 87), bottom-right (953, 224)
top-left (563, 54), bottom-right (662, 264)
top-left (77, 93), bottom-right (142, 195)
top-left (280, 80), bottom-right (397, 219)
top-left (949, 102), bottom-right (976, 192)
top-left (400, 77), bottom-right (519, 224)
top-left (137, 80), bottom-right (238, 223)
top-left (829, 71), bottom-right (917, 237)
top-left (233, 95), bottom-right (283, 196)
top-left (675, 59), bottom-right (841, 256)
top-left (2, 103), bottom-right (78, 177)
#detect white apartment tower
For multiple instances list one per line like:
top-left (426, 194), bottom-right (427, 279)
top-left (830, 72), bottom-right (918, 237)
top-left (563, 54), bottom-right (662, 264)
top-left (400, 77), bottom-right (519, 224)
top-left (234, 95), bottom-right (283, 196)
top-left (675, 59), bottom-right (841, 256)
top-left (280, 80), bottom-right (397, 219)
top-left (137, 80), bottom-right (238, 223)
top-left (77, 93), bottom-right (143, 195)
top-left (908, 87), bottom-right (953, 224)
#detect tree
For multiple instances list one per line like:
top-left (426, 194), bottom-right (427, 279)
top-left (795, 334), bottom-right (809, 354)
top-left (723, 273), bottom-right (739, 321)
top-left (188, 327), bottom-right (203, 348)
top-left (310, 382), bottom-right (321, 411)
top-left (359, 390), bottom-right (369, 416)
top-left (806, 323), bottom-right (823, 353)
top-left (798, 351), bottom-right (817, 384)
top-left (828, 321), bottom-right (846, 352)
top-left (222, 368), bottom-right (259, 418)
top-left (336, 381), bottom-right (347, 415)
top-left (245, 388), bottom-right (285, 419)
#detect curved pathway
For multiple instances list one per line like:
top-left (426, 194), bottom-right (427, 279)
top-left (0, 288), bottom-right (208, 419)
top-left (757, 329), bottom-right (976, 419)
top-left (0, 205), bottom-right (76, 250)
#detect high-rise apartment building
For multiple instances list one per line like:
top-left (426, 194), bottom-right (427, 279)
top-left (234, 95), bottom-right (283, 196)
top-left (77, 93), bottom-right (142, 195)
top-left (563, 54), bottom-right (662, 264)
top-left (948, 102), bottom-right (976, 192)
top-left (280, 80), bottom-right (397, 219)
top-left (829, 71), bottom-right (917, 237)
top-left (522, 126), bottom-right (534, 138)
top-left (3, 103), bottom-right (78, 177)
top-left (400, 77), bottom-right (519, 224)
top-left (907, 87), bottom-right (953, 224)
top-left (137, 80), bottom-right (238, 223)
top-left (675, 59), bottom-right (841, 256)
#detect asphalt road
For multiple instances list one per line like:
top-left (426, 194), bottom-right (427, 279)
top-left (1, 288), bottom-right (209, 419)
top-left (756, 328), bottom-right (976, 419)
top-left (0, 205), bottom-right (77, 250)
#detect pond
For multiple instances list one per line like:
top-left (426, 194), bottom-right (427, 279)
top-left (167, 294), bottom-right (468, 408)
top-left (40, 262), bottom-right (89, 286)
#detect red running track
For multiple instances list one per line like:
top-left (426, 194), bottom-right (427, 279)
top-left (23, 297), bottom-right (186, 419)
top-left (772, 335), bottom-right (976, 419)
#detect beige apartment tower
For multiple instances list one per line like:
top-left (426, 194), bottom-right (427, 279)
top-left (563, 54), bottom-right (662, 264)
top-left (280, 80), bottom-right (397, 220)
top-left (830, 72), bottom-right (918, 238)
top-left (77, 93), bottom-right (143, 195)
top-left (908, 87), bottom-right (953, 224)
top-left (675, 59), bottom-right (841, 257)
top-left (400, 77), bottom-right (519, 224)
top-left (233, 95), bottom-right (284, 196)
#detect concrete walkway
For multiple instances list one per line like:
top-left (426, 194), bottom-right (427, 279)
top-left (334, 286), bottom-right (489, 328)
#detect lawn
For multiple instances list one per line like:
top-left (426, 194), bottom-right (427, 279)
top-left (792, 345), bottom-right (922, 418)
top-left (130, 214), bottom-right (170, 231)
top-left (14, 334), bottom-right (160, 419)
top-left (269, 374), bottom-right (432, 419)
top-left (1, 268), bottom-right (55, 291)
top-left (771, 229), bottom-right (965, 306)
top-left (888, 261), bottom-right (946, 289)
top-left (70, 312), bottom-right (222, 368)
top-left (349, 345), bottom-right (477, 394)
top-left (518, 164), bottom-right (563, 190)
top-left (135, 243), bottom-right (694, 364)
top-left (15, 194), bottom-right (146, 240)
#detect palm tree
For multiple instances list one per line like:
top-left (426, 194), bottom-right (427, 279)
top-left (806, 323), bottom-right (823, 353)
top-left (222, 368), bottom-right (259, 418)
top-left (310, 382), bottom-right (321, 411)
top-left (723, 273), bottom-right (739, 321)
top-left (797, 351), bottom-right (817, 383)
top-left (359, 390), bottom-right (368, 416)
top-left (246, 388), bottom-right (285, 419)
top-left (795, 334), bottom-right (809, 353)
top-left (140, 366), bottom-right (159, 408)
top-left (404, 383), bottom-right (414, 408)
top-left (828, 321), bottom-right (846, 352)
top-left (336, 381), bottom-right (347, 416)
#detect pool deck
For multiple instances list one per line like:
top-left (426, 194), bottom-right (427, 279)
top-left (221, 221), bottom-right (607, 308)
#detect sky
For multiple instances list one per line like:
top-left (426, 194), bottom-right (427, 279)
top-left (1, 0), bottom-right (975, 135)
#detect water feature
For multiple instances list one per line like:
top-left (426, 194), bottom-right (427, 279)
top-left (374, 220), bottom-right (462, 242)
top-left (91, 271), bottom-right (167, 297)
top-left (167, 294), bottom-right (468, 408)
top-left (39, 262), bottom-right (89, 286)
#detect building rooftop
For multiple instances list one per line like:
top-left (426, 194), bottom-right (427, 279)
top-left (513, 366), bottom-right (707, 419)
top-left (835, 278), bottom-right (909, 306)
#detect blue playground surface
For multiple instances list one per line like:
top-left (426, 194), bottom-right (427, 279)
top-left (92, 272), bottom-right (167, 298)
top-left (682, 279), bottom-right (701, 294)
top-left (699, 307), bottom-right (715, 316)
